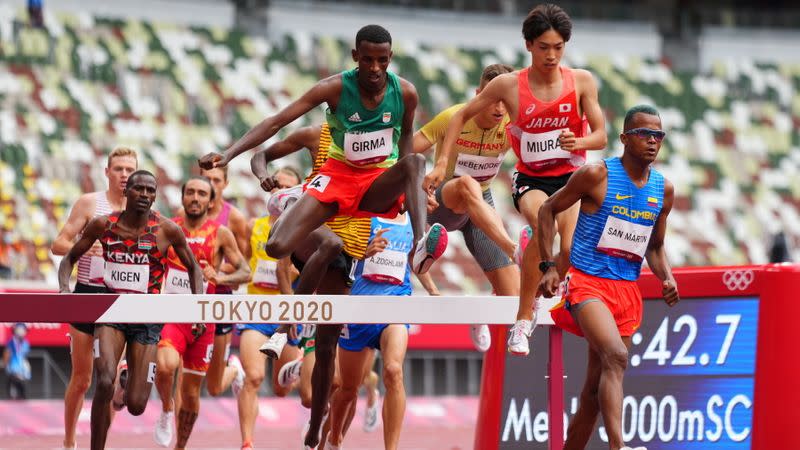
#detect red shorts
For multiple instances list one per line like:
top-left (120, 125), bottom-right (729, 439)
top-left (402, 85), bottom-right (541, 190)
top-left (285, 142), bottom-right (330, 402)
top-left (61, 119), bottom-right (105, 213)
top-left (304, 158), bottom-right (404, 218)
top-left (158, 324), bottom-right (216, 375)
top-left (549, 268), bottom-right (643, 337)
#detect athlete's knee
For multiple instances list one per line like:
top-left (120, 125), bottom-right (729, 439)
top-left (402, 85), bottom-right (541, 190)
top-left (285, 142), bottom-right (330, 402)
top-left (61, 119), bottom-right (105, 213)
top-left (382, 361), bottom-right (404, 390)
top-left (265, 236), bottom-right (289, 259)
top-left (126, 389), bottom-right (150, 416)
top-left (94, 365), bottom-right (117, 398)
top-left (300, 390), bottom-right (313, 408)
top-left (338, 382), bottom-right (359, 401)
top-left (69, 371), bottom-right (93, 394)
top-left (180, 391), bottom-right (200, 411)
top-left (599, 345), bottom-right (628, 372)
top-left (456, 177), bottom-right (482, 202)
top-left (317, 235), bottom-right (343, 260)
top-left (244, 367), bottom-right (265, 390)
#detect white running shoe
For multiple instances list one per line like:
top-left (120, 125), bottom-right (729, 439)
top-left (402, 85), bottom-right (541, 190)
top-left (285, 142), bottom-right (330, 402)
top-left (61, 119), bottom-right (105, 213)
top-left (411, 223), bottom-right (448, 275)
top-left (363, 388), bottom-right (381, 432)
top-left (278, 358), bottom-right (303, 388)
top-left (229, 354), bottom-right (245, 397)
top-left (111, 359), bottom-right (127, 411)
top-left (61, 444), bottom-right (77, 450)
top-left (621, 447), bottom-right (647, 450)
top-left (260, 332), bottom-right (288, 359)
top-left (323, 440), bottom-right (341, 450)
top-left (153, 410), bottom-right (175, 447)
top-left (470, 324), bottom-right (491, 352)
top-left (507, 319), bottom-right (534, 356)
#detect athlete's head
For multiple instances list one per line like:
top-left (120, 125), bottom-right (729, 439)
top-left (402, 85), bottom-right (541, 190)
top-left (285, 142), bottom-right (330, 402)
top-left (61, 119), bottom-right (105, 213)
top-left (475, 64), bottom-right (514, 126)
top-left (181, 176), bottom-right (215, 219)
top-left (523, 4), bottom-right (572, 72)
top-left (105, 147), bottom-right (138, 194)
top-left (352, 25), bottom-right (393, 93)
top-left (124, 170), bottom-right (157, 214)
top-left (621, 105), bottom-right (664, 164)
top-left (275, 166), bottom-right (302, 189)
top-left (200, 166), bottom-right (228, 204)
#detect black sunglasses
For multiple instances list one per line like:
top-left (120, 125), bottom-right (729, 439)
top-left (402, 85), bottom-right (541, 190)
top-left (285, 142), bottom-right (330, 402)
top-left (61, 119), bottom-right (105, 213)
top-left (624, 127), bottom-right (666, 142)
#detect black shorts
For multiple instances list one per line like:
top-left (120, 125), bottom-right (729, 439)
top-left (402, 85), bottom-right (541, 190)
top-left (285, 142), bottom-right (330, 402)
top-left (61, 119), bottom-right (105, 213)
top-left (100, 323), bottom-right (163, 345)
top-left (291, 251), bottom-right (355, 288)
top-left (71, 282), bottom-right (109, 336)
top-left (212, 286), bottom-right (235, 335)
top-left (511, 171), bottom-right (573, 211)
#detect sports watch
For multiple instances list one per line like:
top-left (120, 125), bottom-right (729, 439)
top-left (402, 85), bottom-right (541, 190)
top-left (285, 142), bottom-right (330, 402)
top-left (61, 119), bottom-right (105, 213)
top-left (538, 261), bottom-right (556, 274)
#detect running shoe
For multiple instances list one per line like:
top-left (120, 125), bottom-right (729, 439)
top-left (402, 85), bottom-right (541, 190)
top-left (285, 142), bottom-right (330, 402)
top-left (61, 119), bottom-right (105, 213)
top-left (621, 447), bottom-right (647, 450)
top-left (470, 324), bottom-right (491, 353)
top-left (411, 223), bottom-right (448, 275)
top-left (61, 445), bottom-right (77, 450)
top-left (515, 225), bottom-right (533, 266)
top-left (323, 440), bottom-right (341, 450)
top-left (112, 360), bottom-right (127, 411)
top-left (241, 441), bottom-right (254, 450)
top-left (507, 319), bottom-right (534, 356)
top-left (153, 409), bottom-right (175, 447)
top-left (229, 354), bottom-right (245, 397)
top-left (260, 332), bottom-right (287, 359)
top-left (278, 358), bottom-right (303, 388)
top-left (363, 388), bottom-right (381, 432)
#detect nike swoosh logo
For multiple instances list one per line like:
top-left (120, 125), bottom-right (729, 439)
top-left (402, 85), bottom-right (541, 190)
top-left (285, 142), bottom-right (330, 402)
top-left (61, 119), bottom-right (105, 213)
top-left (106, 240), bottom-right (125, 246)
top-left (615, 194), bottom-right (633, 200)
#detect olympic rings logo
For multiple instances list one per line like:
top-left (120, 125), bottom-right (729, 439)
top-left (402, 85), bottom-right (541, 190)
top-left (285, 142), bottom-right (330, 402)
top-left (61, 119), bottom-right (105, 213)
top-left (722, 270), bottom-right (755, 291)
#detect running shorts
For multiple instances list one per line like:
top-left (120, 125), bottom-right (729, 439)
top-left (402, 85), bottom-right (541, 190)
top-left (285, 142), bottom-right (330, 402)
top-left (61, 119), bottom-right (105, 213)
top-left (71, 282), bottom-right (109, 335)
top-left (511, 171), bottom-right (573, 211)
top-left (158, 323), bottom-right (216, 374)
top-left (101, 323), bottom-right (164, 345)
top-left (236, 324), bottom-right (302, 346)
top-left (338, 324), bottom-right (409, 352)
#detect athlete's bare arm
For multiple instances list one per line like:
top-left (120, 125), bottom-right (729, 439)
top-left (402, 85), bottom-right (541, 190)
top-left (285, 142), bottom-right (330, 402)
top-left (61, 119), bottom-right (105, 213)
top-left (424, 73), bottom-right (516, 190)
top-left (536, 163), bottom-right (608, 296)
top-left (251, 125), bottom-right (322, 191)
top-left (226, 207), bottom-right (249, 257)
top-left (397, 78), bottom-right (419, 160)
top-left (644, 180), bottom-right (679, 306)
top-left (412, 131), bottom-right (434, 154)
top-left (212, 225), bottom-right (251, 286)
top-left (199, 76), bottom-right (342, 170)
top-left (57, 216), bottom-right (107, 292)
top-left (160, 219), bottom-right (204, 295)
top-left (52, 193), bottom-right (97, 256)
top-left (565, 69), bottom-right (607, 152)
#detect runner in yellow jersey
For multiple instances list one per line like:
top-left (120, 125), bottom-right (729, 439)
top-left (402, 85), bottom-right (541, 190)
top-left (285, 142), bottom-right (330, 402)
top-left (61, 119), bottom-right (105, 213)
top-left (413, 64), bottom-right (520, 352)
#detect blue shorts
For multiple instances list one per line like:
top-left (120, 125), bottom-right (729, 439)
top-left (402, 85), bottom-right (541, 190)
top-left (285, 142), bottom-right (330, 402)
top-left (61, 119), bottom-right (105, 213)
top-left (236, 324), bottom-right (302, 346)
top-left (338, 324), bottom-right (409, 352)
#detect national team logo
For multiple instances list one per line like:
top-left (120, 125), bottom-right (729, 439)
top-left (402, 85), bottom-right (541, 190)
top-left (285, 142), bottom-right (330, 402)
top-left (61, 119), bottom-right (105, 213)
top-left (138, 238), bottom-right (154, 250)
top-left (559, 103), bottom-right (572, 113)
top-left (525, 104), bottom-right (536, 115)
top-left (382, 112), bottom-right (392, 123)
top-left (647, 196), bottom-right (659, 207)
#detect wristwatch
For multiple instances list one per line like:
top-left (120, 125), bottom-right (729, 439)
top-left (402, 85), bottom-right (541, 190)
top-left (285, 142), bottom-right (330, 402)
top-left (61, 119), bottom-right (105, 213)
top-left (538, 261), bottom-right (556, 274)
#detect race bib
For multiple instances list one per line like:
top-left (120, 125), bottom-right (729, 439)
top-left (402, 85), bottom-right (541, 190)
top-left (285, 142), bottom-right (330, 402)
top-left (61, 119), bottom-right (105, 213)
top-left (362, 248), bottom-right (407, 285)
top-left (88, 256), bottom-right (106, 284)
top-left (163, 267), bottom-right (192, 294)
top-left (253, 259), bottom-right (278, 289)
top-left (343, 128), bottom-right (394, 166)
top-left (104, 261), bottom-right (149, 293)
top-left (520, 129), bottom-right (572, 168)
top-left (596, 215), bottom-right (653, 262)
top-left (453, 153), bottom-right (503, 183)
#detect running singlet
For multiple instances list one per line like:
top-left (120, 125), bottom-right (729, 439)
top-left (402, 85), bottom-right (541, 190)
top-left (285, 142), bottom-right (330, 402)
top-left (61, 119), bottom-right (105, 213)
top-left (507, 66), bottom-right (586, 177)
top-left (570, 157), bottom-right (665, 281)
top-left (326, 68), bottom-right (405, 169)
top-left (307, 123), bottom-right (371, 260)
top-left (247, 216), bottom-right (280, 295)
top-left (420, 103), bottom-right (510, 191)
top-left (76, 191), bottom-right (113, 286)
top-left (352, 216), bottom-right (413, 295)
top-left (163, 217), bottom-right (219, 294)
top-left (100, 211), bottom-right (167, 293)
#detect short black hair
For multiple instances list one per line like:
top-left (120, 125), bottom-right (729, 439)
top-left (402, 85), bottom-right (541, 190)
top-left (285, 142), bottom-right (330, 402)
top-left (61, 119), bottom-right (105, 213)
top-left (480, 63), bottom-right (514, 85)
top-left (623, 105), bottom-right (661, 130)
top-left (355, 24), bottom-right (392, 49)
top-left (522, 4), bottom-right (572, 42)
top-left (126, 170), bottom-right (156, 190)
top-left (181, 175), bottom-right (215, 201)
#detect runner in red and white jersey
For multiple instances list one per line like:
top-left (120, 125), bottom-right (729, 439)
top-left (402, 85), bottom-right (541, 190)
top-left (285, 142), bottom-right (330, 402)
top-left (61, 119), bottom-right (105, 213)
top-left (425, 4), bottom-right (607, 356)
top-left (58, 170), bottom-right (203, 450)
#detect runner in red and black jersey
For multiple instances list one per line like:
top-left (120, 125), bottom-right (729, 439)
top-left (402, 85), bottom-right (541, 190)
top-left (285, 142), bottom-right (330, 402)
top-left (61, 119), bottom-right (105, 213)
top-left (58, 170), bottom-right (203, 450)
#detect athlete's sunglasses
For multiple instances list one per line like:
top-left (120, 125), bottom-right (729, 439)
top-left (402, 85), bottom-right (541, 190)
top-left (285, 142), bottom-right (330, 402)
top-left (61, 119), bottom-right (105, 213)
top-left (624, 127), bottom-right (666, 142)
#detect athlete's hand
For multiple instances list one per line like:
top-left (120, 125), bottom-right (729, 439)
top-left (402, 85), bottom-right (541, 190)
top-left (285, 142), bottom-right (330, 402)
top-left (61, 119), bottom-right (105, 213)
top-left (365, 228), bottom-right (389, 258)
top-left (259, 175), bottom-right (280, 192)
top-left (559, 130), bottom-right (578, 152)
top-left (662, 279), bottom-right (679, 307)
top-left (198, 152), bottom-right (228, 170)
top-left (86, 241), bottom-right (103, 257)
top-left (536, 268), bottom-right (560, 298)
top-left (201, 262), bottom-right (218, 285)
top-left (423, 166), bottom-right (445, 193)
top-left (426, 191), bottom-right (439, 214)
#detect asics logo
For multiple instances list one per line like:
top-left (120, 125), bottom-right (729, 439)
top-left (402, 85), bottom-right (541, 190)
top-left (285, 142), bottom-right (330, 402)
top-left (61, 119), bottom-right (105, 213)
top-left (615, 194), bottom-right (633, 200)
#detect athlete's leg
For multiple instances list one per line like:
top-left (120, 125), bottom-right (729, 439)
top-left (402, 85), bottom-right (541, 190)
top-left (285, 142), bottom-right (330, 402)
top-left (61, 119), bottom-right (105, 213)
top-left (206, 333), bottom-right (236, 396)
top-left (271, 342), bottom-right (302, 397)
top-left (299, 350), bottom-right (315, 408)
top-left (64, 326), bottom-right (94, 449)
top-left (359, 153), bottom-right (427, 240)
top-left (555, 203), bottom-right (580, 277)
top-left (123, 338), bottom-right (159, 416)
top-left (440, 177), bottom-right (515, 257)
top-left (175, 372), bottom-right (204, 450)
top-left (515, 189), bottom-right (549, 322)
top-left (484, 265), bottom-right (521, 296)
top-left (265, 194), bottom-right (338, 259)
top-left (328, 347), bottom-right (371, 446)
top-left (90, 326), bottom-right (127, 450)
top-left (361, 350), bottom-right (381, 433)
top-left (572, 301), bottom-right (632, 450)
top-left (237, 329), bottom-right (267, 446)
top-left (379, 325), bottom-right (409, 450)
top-left (292, 226), bottom-right (345, 295)
top-left (564, 345), bottom-right (602, 450)
top-left (155, 345), bottom-right (181, 413)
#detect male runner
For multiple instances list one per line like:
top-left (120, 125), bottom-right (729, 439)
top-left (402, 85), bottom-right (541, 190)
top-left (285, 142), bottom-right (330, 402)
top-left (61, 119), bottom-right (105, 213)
top-left (153, 176), bottom-right (251, 449)
top-left (537, 105), bottom-right (678, 450)
top-left (51, 147), bottom-right (137, 450)
top-left (58, 170), bottom-right (203, 450)
top-left (426, 4), bottom-right (607, 356)
top-left (413, 63), bottom-right (519, 352)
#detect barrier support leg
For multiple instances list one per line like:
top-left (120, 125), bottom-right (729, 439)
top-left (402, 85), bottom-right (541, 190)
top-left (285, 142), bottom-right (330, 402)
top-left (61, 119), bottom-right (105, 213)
top-left (548, 326), bottom-right (564, 450)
